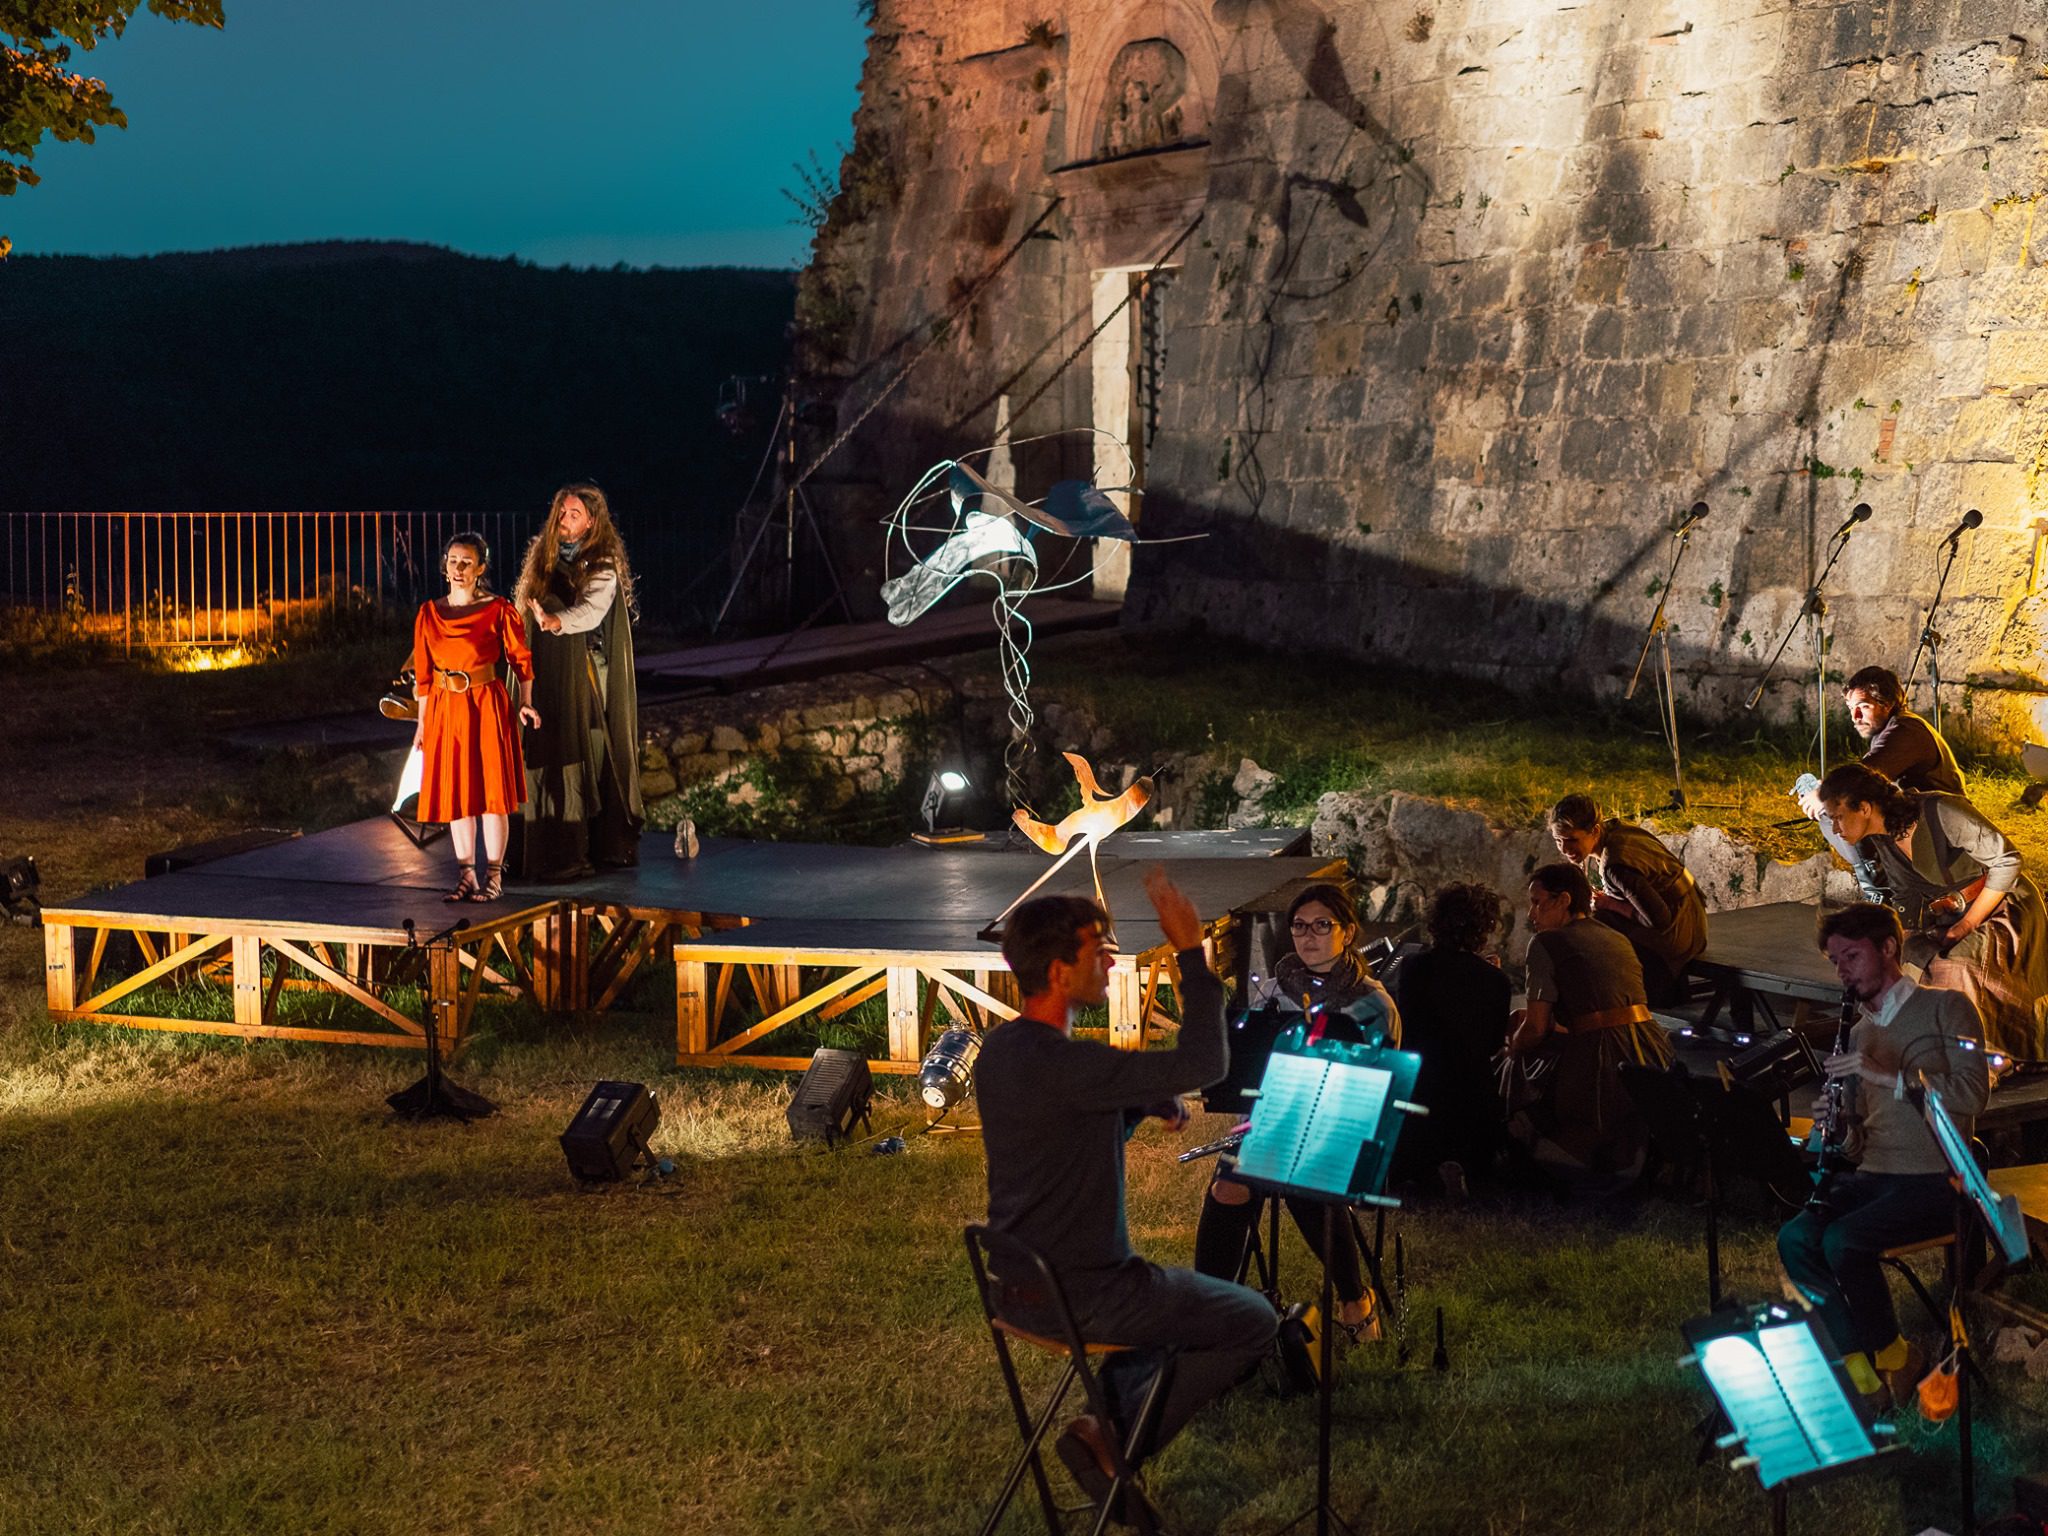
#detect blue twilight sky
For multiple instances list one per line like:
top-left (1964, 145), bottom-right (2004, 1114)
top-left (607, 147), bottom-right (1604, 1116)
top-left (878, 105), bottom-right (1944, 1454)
top-left (5, 1), bottom-right (870, 267)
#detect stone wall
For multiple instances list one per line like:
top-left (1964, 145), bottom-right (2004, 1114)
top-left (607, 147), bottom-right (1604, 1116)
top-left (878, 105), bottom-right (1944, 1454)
top-left (802, 0), bottom-right (2048, 745)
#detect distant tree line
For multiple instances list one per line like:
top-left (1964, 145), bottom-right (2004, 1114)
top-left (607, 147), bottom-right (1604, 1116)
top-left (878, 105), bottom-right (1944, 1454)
top-left (2, 242), bottom-right (795, 624)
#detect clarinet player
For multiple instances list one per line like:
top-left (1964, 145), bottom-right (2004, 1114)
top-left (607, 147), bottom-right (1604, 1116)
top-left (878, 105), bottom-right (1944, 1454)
top-left (1776, 903), bottom-right (1989, 1407)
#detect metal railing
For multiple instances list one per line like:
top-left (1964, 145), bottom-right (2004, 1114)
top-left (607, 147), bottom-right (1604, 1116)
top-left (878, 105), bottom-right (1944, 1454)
top-left (0, 512), bottom-right (537, 652)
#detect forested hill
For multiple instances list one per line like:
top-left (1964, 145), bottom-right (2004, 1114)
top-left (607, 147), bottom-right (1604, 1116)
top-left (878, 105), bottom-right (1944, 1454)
top-left (0, 242), bottom-right (795, 517)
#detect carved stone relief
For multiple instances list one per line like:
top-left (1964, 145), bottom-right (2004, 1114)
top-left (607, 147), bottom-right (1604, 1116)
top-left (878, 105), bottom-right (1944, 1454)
top-left (1095, 38), bottom-right (1191, 158)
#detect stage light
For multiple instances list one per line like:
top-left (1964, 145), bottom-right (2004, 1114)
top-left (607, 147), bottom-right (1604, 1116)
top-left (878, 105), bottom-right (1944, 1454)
top-left (1, 855), bottom-right (40, 925)
top-left (560, 1081), bottom-right (661, 1181)
top-left (787, 1048), bottom-right (874, 1146)
top-left (919, 1025), bottom-right (980, 1113)
top-left (167, 644), bottom-right (256, 672)
top-left (919, 766), bottom-right (973, 833)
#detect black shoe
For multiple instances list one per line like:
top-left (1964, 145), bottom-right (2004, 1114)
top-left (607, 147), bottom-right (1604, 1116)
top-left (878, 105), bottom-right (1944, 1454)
top-left (1055, 1416), bottom-right (1159, 1532)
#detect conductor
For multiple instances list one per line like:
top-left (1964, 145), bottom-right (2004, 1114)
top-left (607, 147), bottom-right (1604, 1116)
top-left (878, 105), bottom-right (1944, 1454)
top-left (977, 868), bottom-right (1275, 1520)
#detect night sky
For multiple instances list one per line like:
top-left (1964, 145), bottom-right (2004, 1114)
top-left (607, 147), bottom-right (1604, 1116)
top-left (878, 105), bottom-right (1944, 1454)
top-left (6, 1), bottom-right (870, 268)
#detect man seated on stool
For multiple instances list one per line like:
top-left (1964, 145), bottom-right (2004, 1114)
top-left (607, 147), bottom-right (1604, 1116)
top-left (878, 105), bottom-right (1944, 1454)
top-left (1777, 902), bottom-right (1990, 1404)
top-left (1797, 664), bottom-right (1965, 871)
top-left (977, 868), bottom-right (1275, 1524)
top-left (1547, 794), bottom-right (1706, 1006)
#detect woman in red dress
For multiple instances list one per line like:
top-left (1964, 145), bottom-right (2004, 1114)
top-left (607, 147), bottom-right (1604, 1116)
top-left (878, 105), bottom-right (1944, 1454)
top-left (411, 531), bottom-right (539, 900)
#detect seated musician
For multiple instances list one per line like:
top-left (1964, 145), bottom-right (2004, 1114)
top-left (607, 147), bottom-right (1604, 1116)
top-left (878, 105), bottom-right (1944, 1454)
top-left (1547, 794), bottom-right (1706, 1006)
top-left (1194, 883), bottom-right (1394, 1336)
top-left (1777, 902), bottom-right (1989, 1404)
top-left (1817, 762), bottom-right (2048, 1063)
top-left (1505, 863), bottom-right (1673, 1188)
top-left (977, 871), bottom-right (1274, 1520)
top-left (1392, 882), bottom-right (1512, 1196)
top-left (1797, 665), bottom-right (1964, 868)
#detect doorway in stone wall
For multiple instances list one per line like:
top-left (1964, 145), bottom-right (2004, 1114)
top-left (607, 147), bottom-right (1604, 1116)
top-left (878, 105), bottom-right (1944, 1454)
top-left (1089, 265), bottom-right (1177, 601)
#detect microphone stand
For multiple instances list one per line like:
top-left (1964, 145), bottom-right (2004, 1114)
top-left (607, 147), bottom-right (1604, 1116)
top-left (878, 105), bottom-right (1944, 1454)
top-left (1904, 532), bottom-right (1967, 735)
top-left (1627, 515), bottom-right (1701, 810)
top-left (387, 916), bottom-right (498, 1122)
top-left (1745, 525), bottom-right (1858, 779)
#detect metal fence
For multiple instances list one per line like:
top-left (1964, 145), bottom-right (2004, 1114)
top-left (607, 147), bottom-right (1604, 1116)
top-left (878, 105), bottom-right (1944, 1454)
top-left (0, 511), bottom-right (540, 651)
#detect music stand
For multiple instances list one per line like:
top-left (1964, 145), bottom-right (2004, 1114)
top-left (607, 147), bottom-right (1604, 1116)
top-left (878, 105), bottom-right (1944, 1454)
top-left (1921, 1083), bottom-right (2031, 1536)
top-left (1682, 1301), bottom-right (1899, 1535)
top-left (1222, 1036), bottom-right (1425, 1536)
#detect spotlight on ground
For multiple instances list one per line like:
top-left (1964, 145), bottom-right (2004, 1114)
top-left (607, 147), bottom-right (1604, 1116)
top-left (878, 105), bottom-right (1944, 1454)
top-left (560, 1081), bottom-right (662, 1181)
top-left (787, 1048), bottom-right (874, 1147)
top-left (919, 1025), bottom-right (980, 1116)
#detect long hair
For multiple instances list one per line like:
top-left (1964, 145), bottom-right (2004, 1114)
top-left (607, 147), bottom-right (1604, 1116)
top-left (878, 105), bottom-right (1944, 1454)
top-left (1817, 761), bottom-right (1919, 836)
top-left (515, 483), bottom-right (636, 616)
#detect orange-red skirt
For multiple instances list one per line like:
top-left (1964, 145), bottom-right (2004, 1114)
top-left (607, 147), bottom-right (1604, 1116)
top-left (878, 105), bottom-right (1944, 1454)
top-left (417, 680), bottom-right (526, 821)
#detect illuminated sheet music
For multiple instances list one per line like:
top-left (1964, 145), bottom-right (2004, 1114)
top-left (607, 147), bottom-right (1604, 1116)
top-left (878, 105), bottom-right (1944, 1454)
top-left (1699, 1324), bottom-right (1878, 1489)
top-left (1234, 1052), bottom-right (1391, 1198)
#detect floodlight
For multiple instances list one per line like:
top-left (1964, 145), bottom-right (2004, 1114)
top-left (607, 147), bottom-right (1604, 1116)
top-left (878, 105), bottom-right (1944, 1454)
top-left (788, 1048), bottom-right (874, 1146)
top-left (918, 1025), bottom-right (980, 1113)
top-left (559, 1081), bottom-right (660, 1181)
top-left (917, 766), bottom-right (976, 837)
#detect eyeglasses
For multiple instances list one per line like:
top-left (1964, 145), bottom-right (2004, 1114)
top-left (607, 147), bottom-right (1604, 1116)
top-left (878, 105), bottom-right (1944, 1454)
top-left (1290, 918), bottom-right (1336, 937)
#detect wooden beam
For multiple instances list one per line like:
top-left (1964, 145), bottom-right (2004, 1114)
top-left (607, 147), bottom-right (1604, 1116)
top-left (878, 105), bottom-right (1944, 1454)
top-left (268, 936), bottom-right (424, 1037)
top-left (677, 959), bottom-right (710, 1057)
top-left (43, 923), bottom-right (75, 1013)
top-left (676, 1052), bottom-right (919, 1074)
top-left (918, 968), bottom-right (1020, 1023)
top-left (72, 933), bottom-right (226, 1017)
top-left (231, 934), bottom-right (264, 1028)
top-left (712, 966), bottom-right (885, 1055)
top-left (886, 967), bottom-right (920, 1063)
top-left (815, 974), bottom-right (888, 1021)
top-left (593, 919), bottom-right (669, 1014)
top-left (84, 928), bottom-right (109, 997)
top-left (68, 1013), bottom-right (428, 1049)
top-left (1106, 964), bottom-right (1144, 1051)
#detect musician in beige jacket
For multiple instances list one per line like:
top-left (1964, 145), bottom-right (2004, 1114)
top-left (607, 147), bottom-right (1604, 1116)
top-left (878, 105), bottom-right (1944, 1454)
top-left (1777, 903), bottom-right (1989, 1405)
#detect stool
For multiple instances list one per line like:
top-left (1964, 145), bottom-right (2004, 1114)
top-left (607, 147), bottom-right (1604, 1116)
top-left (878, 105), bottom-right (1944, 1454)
top-left (964, 1224), bottom-right (1175, 1536)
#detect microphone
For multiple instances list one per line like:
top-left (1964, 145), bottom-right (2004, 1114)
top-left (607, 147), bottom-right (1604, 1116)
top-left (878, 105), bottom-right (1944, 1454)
top-left (1831, 502), bottom-right (1872, 540)
top-left (1943, 508), bottom-right (1983, 544)
top-left (1674, 500), bottom-right (1710, 533)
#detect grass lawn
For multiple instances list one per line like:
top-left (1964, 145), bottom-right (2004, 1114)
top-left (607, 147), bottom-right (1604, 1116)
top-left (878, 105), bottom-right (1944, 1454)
top-left (4, 642), bottom-right (2048, 1534)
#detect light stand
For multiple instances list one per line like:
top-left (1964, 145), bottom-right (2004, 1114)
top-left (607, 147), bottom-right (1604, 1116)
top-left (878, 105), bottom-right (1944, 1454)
top-left (1745, 503), bottom-right (1870, 778)
top-left (712, 375), bottom-right (852, 636)
top-left (1627, 501), bottom-right (1708, 810)
top-left (386, 917), bottom-right (498, 1122)
top-left (1904, 510), bottom-right (1981, 736)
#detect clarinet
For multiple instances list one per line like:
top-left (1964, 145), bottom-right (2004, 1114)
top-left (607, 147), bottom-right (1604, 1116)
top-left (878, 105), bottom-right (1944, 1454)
top-left (1806, 987), bottom-right (1859, 1208)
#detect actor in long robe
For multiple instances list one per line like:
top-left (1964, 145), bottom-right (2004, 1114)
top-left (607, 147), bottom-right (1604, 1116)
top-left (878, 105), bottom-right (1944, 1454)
top-left (514, 484), bottom-right (644, 881)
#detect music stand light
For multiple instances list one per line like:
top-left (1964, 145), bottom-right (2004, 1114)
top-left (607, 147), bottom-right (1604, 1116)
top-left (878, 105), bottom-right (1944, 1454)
top-left (1683, 1302), bottom-right (1897, 1533)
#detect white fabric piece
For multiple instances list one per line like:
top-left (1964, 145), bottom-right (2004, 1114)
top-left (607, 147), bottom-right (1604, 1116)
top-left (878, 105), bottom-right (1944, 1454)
top-left (552, 567), bottom-right (618, 635)
top-left (881, 509), bottom-right (1036, 626)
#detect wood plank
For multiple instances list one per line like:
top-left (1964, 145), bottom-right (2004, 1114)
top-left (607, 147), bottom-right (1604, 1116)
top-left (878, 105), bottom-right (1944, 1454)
top-left (59, 1012), bottom-right (428, 1049)
top-left (887, 967), bottom-right (920, 1063)
top-left (268, 935), bottom-right (425, 1037)
top-left (74, 933), bottom-right (226, 1017)
top-left (675, 1052), bottom-right (919, 1074)
top-left (712, 966), bottom-right (885, 1055)
top-left (1107, 964), bottom-right (1144, 1051)
top-left (43, 923), bottom-right (75, 1012)
top-left (815, 974), bottom-right (889, 1021)
top-left (677, 959), bottom-right (710, 1057)
top-left (593, 920), bottom-right (667, 1014)
top-left (916, 967), bottom-right (1019, 1023)
top-left (84, 928), bottom-right (109, 997)
top-left (231, 934), bottom-right (264, 1028)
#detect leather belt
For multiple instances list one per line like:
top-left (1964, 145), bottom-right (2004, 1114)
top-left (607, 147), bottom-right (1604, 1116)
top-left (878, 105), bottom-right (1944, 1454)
top-left (418, 664), bottom-right (503, 695)
top-left (1564, 1003), bottom-right (1654, 1033)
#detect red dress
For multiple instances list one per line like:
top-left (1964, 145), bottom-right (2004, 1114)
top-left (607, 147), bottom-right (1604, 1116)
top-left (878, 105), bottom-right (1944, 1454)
top-left (412, 596), bottom-right (535, 821)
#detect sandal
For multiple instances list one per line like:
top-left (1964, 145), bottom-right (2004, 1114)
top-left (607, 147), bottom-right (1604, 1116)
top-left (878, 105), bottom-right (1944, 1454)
top-left (469, 861), bottom-right (504, 902)
top-left (446, 867), bottom-right (479, 903)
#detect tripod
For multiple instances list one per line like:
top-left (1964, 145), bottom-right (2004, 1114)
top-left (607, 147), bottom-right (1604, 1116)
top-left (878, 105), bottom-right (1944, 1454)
top-left (386, 917), bottom-right (497, 1122)
top-left (1904, 517), bottom-right (1975, 735)
top-left (1745, 509), bottom-right (1865, 776)
top-left (712, 376), bottom-right (852, 635)
top-left (1627, 505), bottom-right (1707, 810)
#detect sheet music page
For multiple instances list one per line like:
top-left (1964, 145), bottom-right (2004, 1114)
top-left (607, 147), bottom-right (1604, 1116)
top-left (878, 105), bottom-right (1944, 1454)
top-left (1290, 1061), bottom-right (1391, 1196)
top-left (1699, 1335), bottom-right (1815, 1489)
top-left (1756, 1325), bottom-right (1869, 1483)
top-left (1233, 1053), bottom-right (1327, 1185)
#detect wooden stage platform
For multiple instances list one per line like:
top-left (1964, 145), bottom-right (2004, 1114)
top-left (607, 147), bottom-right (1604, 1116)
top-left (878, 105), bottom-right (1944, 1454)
top-left (40, 818), bottom-right (1337, 1073)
